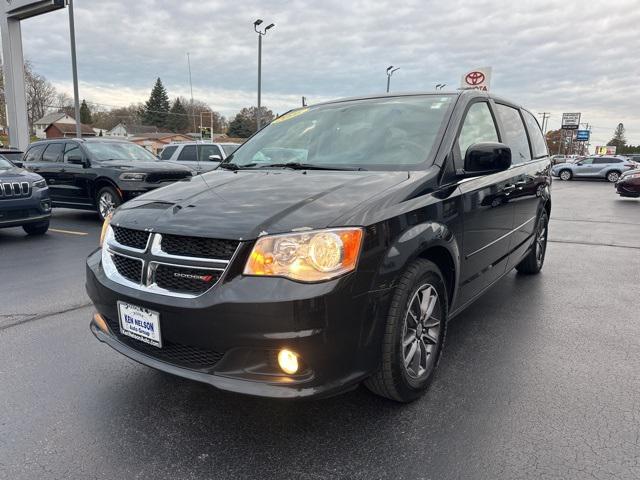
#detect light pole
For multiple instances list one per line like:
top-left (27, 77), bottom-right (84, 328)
top-left (68, 0), bottom-right (81, 138)
top-left (254, 19), bottom-right (275, 131)
top-left (386, 66), bottom-right (399, 93)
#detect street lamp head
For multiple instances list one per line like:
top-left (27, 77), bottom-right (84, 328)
top-left (387, 65), bottom-right (394, 73)
top-left (265, 23), bottom-right (275, 30)
top-left (254, 19), bottom-right (263, 26)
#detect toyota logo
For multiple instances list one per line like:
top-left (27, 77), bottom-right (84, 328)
top-left (465, 71), bottom-right (485, 86)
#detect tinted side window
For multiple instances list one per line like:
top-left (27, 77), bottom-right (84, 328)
top-left (42, 143), bottom-right (64, 162)
top-left (160, 145), bottom-right (178, 160)
top-left (580, 158), bottom-right (594, 165)
top-left (522, 110), bottom-right (548, 158)
top-left (24, 145), bottom-right (46, 162)
top-left (199, 145), bottom-right (222, 161)
top-left (177, 145), bottom-right (197, 161)
top-left (495, 104), bottom-right (531, 165)
top-left (458, 102), bottom-right (499, 159)
top-left (63, 143), bottom-right (82, 162)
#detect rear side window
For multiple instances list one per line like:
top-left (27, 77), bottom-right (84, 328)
top-left (160, 145), bottom-right (178, 160)
top-left (24, 145), bottom-right (46, 162)
top-left (63, 143), bottom-right (82, 162)
top-left (177, 145), bottom-right (197, 161)
top-left (458, 102), bottom-right (499, 158)
top-left (522, 111), bottom-right (548, 158)
top-left (495, 104), bottom-right (532, 165)
top-left (42, 143), bottom-right (64, 162)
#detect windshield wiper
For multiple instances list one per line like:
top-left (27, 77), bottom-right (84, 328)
top-left (217, 162), bottom-right (257, 171)
top-left (259, 162), bottom-right (366, 171)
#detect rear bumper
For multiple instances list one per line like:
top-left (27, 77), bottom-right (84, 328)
top-left (86, 249), bottom-right (393, 399)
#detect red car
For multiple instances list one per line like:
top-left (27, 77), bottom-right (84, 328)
top-left (615, 169), bottom-right (640, 197)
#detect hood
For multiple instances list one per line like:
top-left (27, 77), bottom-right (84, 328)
top-left (113, 169), bottom-right (411, 240)
top-left (0, 166), bottom-right (43, 182)
top-left (552, 162), bottom-right (574, 169)
top-left (97, 160), bottom-right (191, 172)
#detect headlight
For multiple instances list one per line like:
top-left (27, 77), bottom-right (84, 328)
top-left (99, 213), bottom-right (113, 247)
top-left (33, 179), bottom-right (47, 188)
top-left (244, 228), bottom-right (364, 282)
top-left (119, 172), bottom-right (146, 181)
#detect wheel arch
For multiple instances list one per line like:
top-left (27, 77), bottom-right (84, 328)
top-left (92, 177), bottom-right (121, 205)
top-left (376, 220), bottom-right (461, 309)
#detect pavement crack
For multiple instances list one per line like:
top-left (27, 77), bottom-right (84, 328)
top-left (548, 239), bottom-right (640, 250)
top-left (0, 302), bottom-right (92, 331)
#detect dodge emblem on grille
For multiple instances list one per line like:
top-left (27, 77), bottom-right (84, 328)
top-left (173, 272), bottom-right (214, 282)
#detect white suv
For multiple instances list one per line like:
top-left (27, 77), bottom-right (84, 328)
top-left (159, 142), bottom-right (241, 173)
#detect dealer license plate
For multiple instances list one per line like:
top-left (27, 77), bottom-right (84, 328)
top-left (117, 301), bottom-right (162, 348)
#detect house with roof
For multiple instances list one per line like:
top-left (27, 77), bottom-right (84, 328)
top-left (106, 123), bottom-right (171, 138)
top-left (129, 132), bottom-right (192, 155)
top-left (45, 122), bottom-right (96, 138)
top-left (34, 112), bottom-right (76, 139)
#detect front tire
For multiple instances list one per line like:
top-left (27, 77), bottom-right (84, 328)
top-left (96, 186), bottom-right (122, 221)
top-left (606, 171), bottom-right (621, 183)
top-left (516, 209), bottom-right (548, 274)
top-left (23, 220), bottom-right (49, 236)
top-left (365, 259), bottom-right (448, 402)
top-left (559, 169), bottom-right (572, 181)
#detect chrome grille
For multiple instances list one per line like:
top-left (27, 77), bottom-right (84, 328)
top-left (112, 226), bottom-right (150, 250)
top-left (160, 234), bottom-right (238, 260)
top-left (103, 226), bottom-right (237, 298)
top-left (0, 181), bottom-right (31, 199)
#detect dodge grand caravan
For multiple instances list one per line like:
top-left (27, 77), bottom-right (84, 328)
top-left (87, 90), bottom-right (552, 402)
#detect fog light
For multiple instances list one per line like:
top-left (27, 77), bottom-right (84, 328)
top-left (277, 349), bottom-right (299, 375)
top-left (93, 313), bottom-right (108, 333)
top-left (41, 200), bottom-right (51, 212)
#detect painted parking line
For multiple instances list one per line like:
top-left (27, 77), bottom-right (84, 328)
top-left (49, 228), bottom-right (89, 236)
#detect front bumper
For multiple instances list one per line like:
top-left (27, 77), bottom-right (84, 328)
top-left (615, 179), bottom-right (640, 197)
top-left (86, 248), bottom-right (393, 399)
top-left (0, 188), bottom-right (51, 228)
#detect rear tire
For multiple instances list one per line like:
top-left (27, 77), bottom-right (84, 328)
top-left (606, 171), bottom-right (621, 183)
top-left (96, 186), bottom-right (122, 221)
top-left (23, 220), bottom-right (49, 236)
top-left (559, 169), bottom-right (572, 181)
top-left (364, 259), bottom-right (448, 402)
top-left (516, 210), bottom-right (548, 274)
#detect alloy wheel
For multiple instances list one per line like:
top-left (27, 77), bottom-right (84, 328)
top-left (99, 192), bottom-right (116, 219)
top-left (560, 171), bottom-right (571, 181)
top-left (536, 216), bottom-right (547, 267)
top-left (402, 284), bottom-right (441, 379)
top-left (607, 172), bottom-right (619, 183)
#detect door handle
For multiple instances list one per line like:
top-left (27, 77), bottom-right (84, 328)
top-left (515, 181), bottom-right (527, 189)
top-left (503, 184), bottom-right (516, 193)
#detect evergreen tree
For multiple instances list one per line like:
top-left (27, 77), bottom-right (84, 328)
top-left (228, 106), bottom-right (274, 137)
top-left (142, 78), bottom-right (170, 128)
top-left (607, 123), bottom-right (627, 152)
top-left (79, 99), bottom-right (93, 124)
top-left (167, 98), bottom-right (189, 133)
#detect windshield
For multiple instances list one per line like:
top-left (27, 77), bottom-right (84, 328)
top-left (0, 156), bottom-right (13, 168)
top-left (221, 144), bottom-right (240, 156)
top-left (228, 96), bottom-right (454, 170)
top-left (83, 142), bottom-right (158, 162)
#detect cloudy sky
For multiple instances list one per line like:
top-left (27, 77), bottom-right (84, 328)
top-left (11, 0), bottom-right (640, 147)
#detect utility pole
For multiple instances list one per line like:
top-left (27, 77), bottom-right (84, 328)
top-left (538, 112), bottom-right (550, 134)
top-left (68, 0), bottom-right (82, 138)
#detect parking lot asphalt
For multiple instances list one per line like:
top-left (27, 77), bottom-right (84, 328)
top-left (1, 180), bottom-right (639, 479)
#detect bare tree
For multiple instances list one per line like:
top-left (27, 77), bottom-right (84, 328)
top-left (24, 62), bottom-right (57, 131)
top-left (178, 96), bottom-right (226, 133)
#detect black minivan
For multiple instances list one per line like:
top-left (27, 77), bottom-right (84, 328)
top-left (87, 90), bottom-right (551, 402)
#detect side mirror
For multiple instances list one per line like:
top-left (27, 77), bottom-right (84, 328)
top-left (67, 155), bottom-right (89, 167)
top-left (12, 160), bottom-right (24, 168)
top-left (461, 142), bottom-right (511, 177)
top-left (208, 155), bottom-right (222, 162)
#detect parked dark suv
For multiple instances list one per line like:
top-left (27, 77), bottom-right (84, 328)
top-left (0, 155), bottom-right (51, 234)
top-left (22, 138), bottom-right (193, 220)
top-left (87, 91), bottom-right (551, 402)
